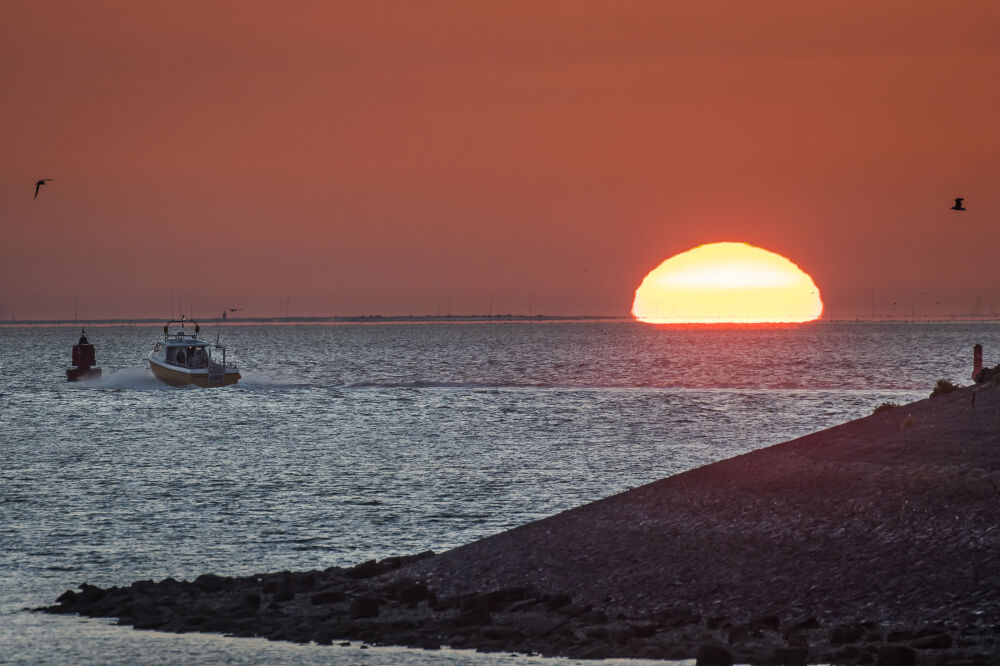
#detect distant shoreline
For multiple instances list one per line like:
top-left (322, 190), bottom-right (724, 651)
top-left (2, 314), bottom-right (1000, 327)
top-left (0, 314), bottom-right (627, 327)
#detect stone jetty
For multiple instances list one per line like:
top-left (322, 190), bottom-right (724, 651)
top-left (46, 382), bottom-right (1000, 664)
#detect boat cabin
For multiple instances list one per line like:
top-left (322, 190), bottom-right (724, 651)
top-left (153, 338), bottom-right (212, 368)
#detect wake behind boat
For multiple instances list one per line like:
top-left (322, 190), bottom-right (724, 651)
top-left (148, 319), bottom-right (240, 387)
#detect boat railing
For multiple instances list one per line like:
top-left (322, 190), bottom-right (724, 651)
top-left (164, 355), bottom-right (236, 370)
top-left (211, 344), bottom-right (238, 369)
top-left (163, 317), bottom-right (202, 337)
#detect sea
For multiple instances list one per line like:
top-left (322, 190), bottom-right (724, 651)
top-left (0, 320), bottom-right (992, 665)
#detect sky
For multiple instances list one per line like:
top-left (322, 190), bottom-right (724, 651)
top-left (2, 1), bottom-right (999, 320)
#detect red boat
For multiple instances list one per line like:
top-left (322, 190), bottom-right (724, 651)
top-left (66, 329), bottom-right (102, 381)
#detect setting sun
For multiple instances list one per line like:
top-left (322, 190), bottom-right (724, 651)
top-left (632, 242), bottom-right (823, 324)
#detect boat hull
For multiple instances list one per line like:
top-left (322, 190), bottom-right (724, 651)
top-left (148, 358), bottom-right (240, 387)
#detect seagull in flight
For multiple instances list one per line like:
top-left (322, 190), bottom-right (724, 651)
top-left (34, 178), bottom-right (54, 200)
top-left (951, 197), bottom-right (966, 211)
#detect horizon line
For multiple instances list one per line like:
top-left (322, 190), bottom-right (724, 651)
top-left (3, 313), bottom-right (1000, 327)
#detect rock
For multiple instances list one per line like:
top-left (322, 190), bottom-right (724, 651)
top-left (481, 587), bottom-right (531, 606)
top-left (455, 607), bottom-right (491, 627)
top-left (610, 625), bottom-right (633, 644)
top-left (244, 594), bottom-right (261, 609)
top-left (696, 643), bottom-right (734, 666)
top-left (310, 590), bottom-right (345, 605)
top-left (876, 645), bottom-right (916, 666)
top-left (662, 609), bottom-right (701, 627)
top-left (558, 603), bottom-right (587, 617)
top-left (545, 593), bottom-right (572, 610)
top-left (78, 583), bottom-right (107, 603)
top-left (55, 589), bottom-right (77, 604)
top-left (707, 616), bottom-right (732, 630)
top-left (350, 595), bottom-right (380, 619)
top-left (581, 609), bottom-right (608, 624)
top-left (793, 617), bottom-right (820, 631)
top-left (585, 625), bottom-right (610, 640)
top-left (829, 623), bottom-right (864, 644)
top-left (727, 623), bottom-right (750, 644)
top-left (751, 614), bottom-right (781, 631)
top-left (348, 560), bottom-right (380, 579)
top-left (282, 573), bottom-right (316, 590)
top-left (459, 593), bottom-right (489, 611)
top-left (774, 645), bottom-right (809, 666)
top-left (397, 582), bottom-right (433, 604)
top-left (631, 622), bottom-right (657, 638)
top-left (194, 574), bottom-right (224, 593)
top-left (912, 633), bottom-right (952, 649)
top-left (568, 644), bottom-right (613, 659)
top-left (506, 598), bottom-right (540, 613)
top-left (396, 550), bottom-right (436, 566)
top-left (482, 625), bottom-right (521, 640)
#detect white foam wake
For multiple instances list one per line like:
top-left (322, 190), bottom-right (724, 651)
top-left (86, 367), bottom-right (172, 390)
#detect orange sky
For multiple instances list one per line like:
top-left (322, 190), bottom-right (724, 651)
top-left (2, 1), bottom-right (999, 320)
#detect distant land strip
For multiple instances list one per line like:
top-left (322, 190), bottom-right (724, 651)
top-left (0, 314), bottom-right (629, 327)
top-left (2, 314), bottom-right (1000, 327)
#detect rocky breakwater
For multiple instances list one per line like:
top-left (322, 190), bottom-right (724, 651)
top-left (46, 382), bottom-right (1000, 664)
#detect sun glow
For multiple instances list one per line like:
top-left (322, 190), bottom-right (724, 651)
top-left (632, 242), bottom-right (823, 324)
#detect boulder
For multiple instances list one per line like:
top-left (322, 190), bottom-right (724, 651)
top-left (630, 622), bottom-right (657, 638)
top-left (696, 643), bottom-right (734, 666)
top-left (55, 590), bottom-right (77, 604)
top-left (829, 623), bottom-right (864, 644)
top-left (310, 590), bottom-right (345, 605)
top-left (751, 614), bottom-right (781, 631)
top-left (912, 633), bottom-right (952, 649)
top-left (545, 593), bottom-right (572, 610)
top-left (875, 645), bottom-right (916, 666)
top-left (78, 583), bottom-right (107, 603)
top-left (350, 595), bottom-right (380, 619)
top-left (193, 574), bottom-right (224, 593)
top-left (774, 645), bottom-right (809, 666)
top-left (397, 582), bottom-right (433, 604)
top-left (454, 607), bottom-right (491, 627)
top-left (348, 560), bottom-right (380, 579)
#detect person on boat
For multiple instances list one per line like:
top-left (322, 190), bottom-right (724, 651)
top-left (194, 347), bottom-right (208, 368)
top-left (175, 350), bottom-right (186, 366)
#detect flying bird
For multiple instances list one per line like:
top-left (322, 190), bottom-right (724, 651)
top-left (33, 178), bottom-right (54, 200)
top-left (951, 197), bottom-right (966, 211)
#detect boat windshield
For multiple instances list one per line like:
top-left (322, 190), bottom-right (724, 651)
top-left (169, 345), bottom-right (211, 368)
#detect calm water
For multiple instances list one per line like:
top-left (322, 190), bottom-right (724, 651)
top-left (1, 321), bottom-right (992, 665)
